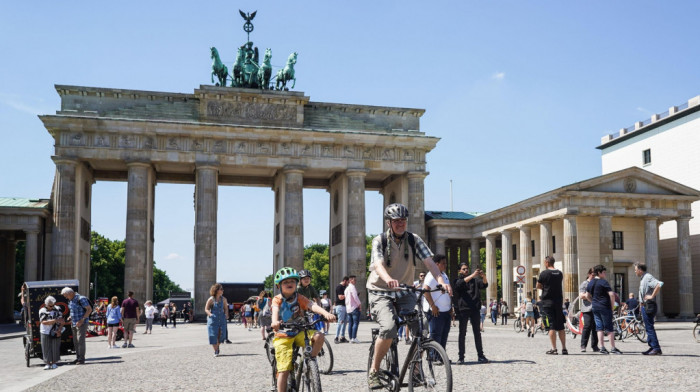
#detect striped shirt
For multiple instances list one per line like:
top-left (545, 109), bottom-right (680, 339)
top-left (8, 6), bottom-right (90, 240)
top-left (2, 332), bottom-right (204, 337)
top-left (68, 294), bottom-right (90, 326)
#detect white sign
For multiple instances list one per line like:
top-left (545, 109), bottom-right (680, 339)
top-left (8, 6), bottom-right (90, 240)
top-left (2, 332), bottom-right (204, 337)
top-left (516, 265), bottom-right (525, 275)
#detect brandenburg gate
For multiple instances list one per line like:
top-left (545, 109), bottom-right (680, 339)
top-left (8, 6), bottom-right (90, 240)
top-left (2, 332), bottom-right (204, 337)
top-left (40, 84), bottom-right (438, 316)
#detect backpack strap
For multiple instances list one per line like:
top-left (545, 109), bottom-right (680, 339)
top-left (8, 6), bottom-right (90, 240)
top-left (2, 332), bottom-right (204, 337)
top-left (381, 232), bottom-right (389, 267)
top-left (406, 231), bottom-right (417, 267)
top-left (381, 231), bottom-right (418, 267)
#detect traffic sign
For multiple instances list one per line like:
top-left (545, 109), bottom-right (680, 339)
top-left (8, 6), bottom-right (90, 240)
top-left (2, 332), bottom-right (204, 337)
top-left (516, 265), bottom-right (525, 275)
top-left (516, 275), bottom-right (526, 284)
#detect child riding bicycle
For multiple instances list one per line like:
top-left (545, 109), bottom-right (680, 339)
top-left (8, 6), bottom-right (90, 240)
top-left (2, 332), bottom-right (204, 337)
top-left (271, 267), bottom-right (336, 392)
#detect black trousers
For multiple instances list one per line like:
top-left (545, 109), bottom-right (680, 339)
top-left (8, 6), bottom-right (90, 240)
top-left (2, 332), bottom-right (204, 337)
top-left (501, 314), bottom-right (508, 325)
top-left (457, 310), bottom-right (484, 360)
top-left (580, 311), bottom-right (599, 349)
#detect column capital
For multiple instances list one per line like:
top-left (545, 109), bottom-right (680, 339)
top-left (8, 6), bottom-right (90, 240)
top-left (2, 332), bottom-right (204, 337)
top-left (406, 171), bottom-right (429, 180)
top-left (346, 168), bottom-right (369, 177)
top-left (485, 233), bottom-right (497, 240)
top-left (282, 164), bottom-right (306, 174)
top-left (51, 156), bottom-right (79, 165)
top-left (23, 229), bottom-right (41, 235)
top-left (195, 163), bottom-right (219, 172)
top-left (126, 161), bottom-right (153, 169)
top-left (676, 216), bottom-right (692, 223)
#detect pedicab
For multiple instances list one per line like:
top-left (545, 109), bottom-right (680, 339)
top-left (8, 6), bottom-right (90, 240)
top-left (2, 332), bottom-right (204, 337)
top-left (21, 280), bottom-right (78, 367)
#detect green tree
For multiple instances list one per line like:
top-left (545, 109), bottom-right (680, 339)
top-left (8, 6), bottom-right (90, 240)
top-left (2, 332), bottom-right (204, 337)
top-left (262, 243), bottom-right (332, 293)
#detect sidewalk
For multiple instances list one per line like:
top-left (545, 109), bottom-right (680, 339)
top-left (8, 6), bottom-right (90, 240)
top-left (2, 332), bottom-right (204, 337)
top-left (0, 323), bottom-right (24, 340)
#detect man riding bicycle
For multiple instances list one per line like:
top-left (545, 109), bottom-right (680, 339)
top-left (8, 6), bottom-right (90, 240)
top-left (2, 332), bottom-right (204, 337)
top-left (367, 203), bottom-right (452, 389)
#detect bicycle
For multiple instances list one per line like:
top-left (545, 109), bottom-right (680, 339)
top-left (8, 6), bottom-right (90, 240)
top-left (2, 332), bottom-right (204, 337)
top-left (265, 317), bottom-right (334, 375)
top-left (367, 284), bottom-right (452, 392)
top-left (268, 318), bottom-right (325, 392)
top-left (693, 314), bottom-right (700, 343)
top-left (513, 316), bottom-right (523, 333)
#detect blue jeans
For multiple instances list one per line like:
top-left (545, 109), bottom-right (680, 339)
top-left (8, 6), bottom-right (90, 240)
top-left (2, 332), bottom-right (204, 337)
top-left (335, 305), bottom-right (347, 338)
top-left (491, 310), bottom-right (498, 324)
top-left (641, 306), bottom-right (660, 350)
top-left (427, 311), bottom-right (451, 350)
top-left (347, 308), bottom-right (361, 339)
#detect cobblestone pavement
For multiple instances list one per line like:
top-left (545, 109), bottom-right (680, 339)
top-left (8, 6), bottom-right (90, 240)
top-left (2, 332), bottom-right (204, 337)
top-left (2, 320), bottom-right (699, 391)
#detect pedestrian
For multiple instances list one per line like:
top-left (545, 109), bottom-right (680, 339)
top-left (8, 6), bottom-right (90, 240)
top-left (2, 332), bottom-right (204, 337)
top-left (585, 264), bottom-right (622, 354)
top-left (334, 276), bottom-right (349, 344)
top-left (205, 283), bottom-right (229, 357)
top-left (241, 306), bottom-right (247, 328)
top-left (183, 301), bottom-right (192, 323)
top-left (345, 275), bottom-right (362, 343)
top-left (105, 296), bottom-right (122, 348)
top-left (500, 299), bottom-right (508, 325)
top-left (479, 301), bottom-right (486, 332)
top-left (523, 296), bottom-right (535, 337)
top-left (271, 267), bottom-right (335, 392)
top-left (121, 291), bottom-right (141, 348)
top-left (408, 272), bottom-right (426, 343)
top-left (170, 302), bottom-right (177, 329)
top-left (635, 262), bottom-right (664, 355)
top-left (256, 291), bottom-right (267, 330)
top-left (39, 296), bottom-right (64, 369)
top-left (537, 255), bottom-right (568, 355)
top-left (453, 262), bottom-right (489, 364)
top-left (320, 292), bottom-right (331, 334)
top-left (298, 269), bottom-right (322, 332)
top-left (626, 292), bottom-right (639, 317)
top-left (60, 287), bottom-right (92, 365)
top-left (259, 291), bottom-right (272, 340)
top-left (143, 300), bottom-right (156, 334)
top-left (228, 301), bottom-right (234, 322)
top-left (578, 268), bottom-right (599, 352)
top-left (422, 254), bottom-right (451, 353)
top-left (490, 299), bottom-right (498, 325)
top-left (160, 304), bottom-right (169, 328)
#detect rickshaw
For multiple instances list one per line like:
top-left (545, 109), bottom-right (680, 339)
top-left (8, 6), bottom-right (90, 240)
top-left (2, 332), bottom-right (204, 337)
top-left (21, 280), bottom-right (78, 367)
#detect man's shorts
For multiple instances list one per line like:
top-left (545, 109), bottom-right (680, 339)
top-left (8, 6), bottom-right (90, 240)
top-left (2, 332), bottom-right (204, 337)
top-left (369, 292), bottom-right (417, 339)
top-left (122, 318), bottom-right (137, 332)
top-left (592, 308), bottom-right (614, 333)
top-left (540, 306), bottom-right (564, 331)
top-left (273, 331), bottom-right (318, 372)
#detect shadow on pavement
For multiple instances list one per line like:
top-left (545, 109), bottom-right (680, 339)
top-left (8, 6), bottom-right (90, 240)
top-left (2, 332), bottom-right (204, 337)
top-left (459, 359), bottom-right (537, 366)
top-left (326, 369), bottom-right (367, 375)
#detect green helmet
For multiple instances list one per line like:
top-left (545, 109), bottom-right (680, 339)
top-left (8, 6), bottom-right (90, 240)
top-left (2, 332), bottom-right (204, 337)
top-left (274, 267), bottom-right (300, 285)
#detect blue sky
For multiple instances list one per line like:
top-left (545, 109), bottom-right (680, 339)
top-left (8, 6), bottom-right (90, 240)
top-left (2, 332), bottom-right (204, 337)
top-left (2, 1), bottom-right (699, 291)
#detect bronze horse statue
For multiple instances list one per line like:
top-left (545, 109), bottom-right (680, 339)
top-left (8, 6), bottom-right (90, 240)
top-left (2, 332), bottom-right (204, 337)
top-left (231, 47), bottom-right (245, 87)
top-left (258, 48), bottom-right (272, 90)
top-left (276, 52), bottom-right (297, 90)
top-left (210, 47), bottom-right (228, 87)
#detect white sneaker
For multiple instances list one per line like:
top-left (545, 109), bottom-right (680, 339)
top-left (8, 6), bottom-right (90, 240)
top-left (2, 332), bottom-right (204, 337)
top-left (113, 345), bottom-right (119, 348)
top-left (248, 328), bottom-right (251, 331)
top-left (51, 364), bottom-right (58, 369)
top-left (351, 338), bottom-right (360, 343)
top-left (44, 365), bottom-right (51, 370)
top-left (107, 345), bottom-right (112, 349)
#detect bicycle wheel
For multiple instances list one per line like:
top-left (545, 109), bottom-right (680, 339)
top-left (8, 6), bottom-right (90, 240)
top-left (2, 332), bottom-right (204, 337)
top-left (408, 340), bottom-right (452, 392)
top-left (302, 359), bottom-right (322, 392)
top-left (694, 324), bottom-right (700, 343)
top-left (316, 338), bottom-right (334, 374)
top-left (633, 321), bottom-right (647, 343)
top-left (367, 341), bottom-right (399, 392)
top-left (513, 319), bottom-right (522, 333)
top-left (265, 332), bottom-right (275, 364)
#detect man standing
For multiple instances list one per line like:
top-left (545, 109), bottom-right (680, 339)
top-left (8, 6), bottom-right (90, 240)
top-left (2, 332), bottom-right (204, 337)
top-left (500, 298), bottom-right (508, 325)
top-left (345, 275), bottom-right (362, 343)
top-left (578, 268), bottom-right (599, 352)
top-left (121, 291), bottom-right (141, 348)
top-left (586, 265), bottom-right (622, 354)
top-left (453, 262), bottom-right (489, 364)
top-left (60, 287), bottom-right (92, 364)
top-left (537, 256), bottom-right (568, 355)
top-left (490, 299), bottom-right (499, 325)
top-left (334, 276), bottom-right (349, 343)
top-left (422, 254), bottom-right (451, 353)
top-left (635, 262), bottom-right (664, 355)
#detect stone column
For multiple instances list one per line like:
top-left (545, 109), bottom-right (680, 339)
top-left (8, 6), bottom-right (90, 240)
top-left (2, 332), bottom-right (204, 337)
top-left (407, 172), bottom-right (428, 240)
top-left (283, 167), bottom-right (304, 271)
top-left (435, 238), bottom-right (446, 256)
top-left (519, 226), bottom-right (532, 297)
top-left (599, 215), bottom-right (614, 273)
top-left (485, 234), bottom-right (497, 301)
top-left (644, 218), bottom-right (663, 317)
top-left (194, 165), bottom-right (218, 319)
top-left (346, 169), bottom-right (367, 307)
top-left (539, 221), bottom-right (552, 259)
top-left (501, 230), bottom-right (513, 314)
top-left (0, 238), bottom-right (17, 323)
top-left (449, 245), bottom-right (460, 281)
top-left (51, 157), bottom-right (78, 280)
top-left (677, 217), bottom-right (694, 318)
top-left (124, 162), bottom-right (154, 304)
top-left (470, 238), bottom-right (480, 271)
top-left (563, 216), bottom-right (579, 302)
top-left (459, 241), bottom-right (468, 266)
top-left (24, 230), bottom-right (40, 282)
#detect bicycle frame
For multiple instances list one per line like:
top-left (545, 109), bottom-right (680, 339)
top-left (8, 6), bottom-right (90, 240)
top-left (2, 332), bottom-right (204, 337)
top-left (270, 318), bottom-right (323, 392)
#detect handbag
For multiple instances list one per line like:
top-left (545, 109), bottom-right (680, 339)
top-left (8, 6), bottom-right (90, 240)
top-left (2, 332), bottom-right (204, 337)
top-left (645, 299), bottom-right (657, 316)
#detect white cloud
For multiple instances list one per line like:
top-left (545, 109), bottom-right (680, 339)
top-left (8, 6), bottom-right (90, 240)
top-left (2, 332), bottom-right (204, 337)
top-left (492, 72), bottom-right (505, 80)
top-left (165, 253), bottom-right (180, 260)
top-left (0, 93), bottom-right (49, 115)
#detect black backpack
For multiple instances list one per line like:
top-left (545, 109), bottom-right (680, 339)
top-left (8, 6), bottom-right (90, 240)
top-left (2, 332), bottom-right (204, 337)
top-left (380, 231), bottom-right (417, 267)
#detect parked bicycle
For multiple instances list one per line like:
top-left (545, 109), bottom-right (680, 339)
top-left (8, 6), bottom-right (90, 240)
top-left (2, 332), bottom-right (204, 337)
top-left (367, 284), bottom-right (452, 392)
top-left (513, 316), bottom-right (523, 333)
top-left (268, 318), bottom-right (325, 392)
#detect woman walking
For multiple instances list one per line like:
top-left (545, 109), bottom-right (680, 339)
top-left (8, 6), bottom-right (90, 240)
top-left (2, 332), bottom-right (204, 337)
top-left (144, 300), bottom-right (156, 334)
top-left (170, 302), bottom-right (177, 329)
top-left (39, 296), bottom-right (64, 369)
top-left (160, 304), bottom-right (169, 328)
top-left (105, 296), bottom-right (122, 348)
top-left (205, 283), bottom-right (229, 356)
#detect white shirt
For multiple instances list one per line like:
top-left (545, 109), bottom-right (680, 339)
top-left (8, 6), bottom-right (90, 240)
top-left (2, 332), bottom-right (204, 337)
top-left (422, 271), bottom-right (452, 312)
top-left (345, 283), bottom-right (361, 313)
top-left (144, 305), bottom-right (157, 319)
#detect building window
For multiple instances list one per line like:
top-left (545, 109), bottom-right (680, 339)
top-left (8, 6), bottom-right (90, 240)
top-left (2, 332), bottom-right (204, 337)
top-left (613, 231), bottom-right (624, 250)
top-left (531, 240), bottom-right (535, 257)
top-left (552, 236), bottom-right (556, 254)
top-left (614, 273), bottom-right (625, 301)
top-left (512, 244), bottom-right (517, 260)
top-left (642, 149), bottom-right (651, 165)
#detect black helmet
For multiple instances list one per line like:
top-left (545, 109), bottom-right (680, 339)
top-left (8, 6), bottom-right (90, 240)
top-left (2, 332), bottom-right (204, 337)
top-left (298, 269), bottom-right (311, 279)
top-left (384, 203), bottom-right (409, 220)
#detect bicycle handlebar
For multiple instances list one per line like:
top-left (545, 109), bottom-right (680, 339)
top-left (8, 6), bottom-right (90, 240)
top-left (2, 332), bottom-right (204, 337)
top-left (279, 317), bottom-right (324, 331)
top-left (397, 284), bottom-right (444, 294)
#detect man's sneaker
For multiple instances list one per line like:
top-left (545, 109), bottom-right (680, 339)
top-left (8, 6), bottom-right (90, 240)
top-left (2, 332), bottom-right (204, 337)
top-left (128, 343), bottom-right (135, 348)
top-left (368, 370), bottom-right (382, 389)
top-left (121, 343), bottom-right (128, 348)
top-left (561, 349), bottom-right (568, 355)
top-left (225, 339), bottom-right (232, 344)
top-left (599, 347), bottom-right (609, 354)
top-left (334, 337), bottom-right (339, 344)
top-left (580, 347), bottom-right (586, 353)
top-left (351, 338), bottom-right (360, 344)
top-left (610, 347), bottom-right (622, 355)
top-left (641, 348), bottom-right (653, 355)
top-left (457, 359), bottom-right (465, 365)
top-left (477, 356), bottom-right (489, 363)
top-left (339, 337), bottom-right (349, 343)
top-left (44, 365), bottom-right (51, 370)
top-left (112, 345), bottom-right (119, 349)
top-left (592, 346), bottom-right (600, 352)
top-left (527, 330), bottom-right (531, 337)
top-left (647, 349), bottom-right (663, 355)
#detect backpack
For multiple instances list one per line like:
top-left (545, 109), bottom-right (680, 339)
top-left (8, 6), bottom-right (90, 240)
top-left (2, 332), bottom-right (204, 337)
top-left (380, 231), bottom-right (417, 267)
top-left (525, 301), bottom-right (533, 312)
